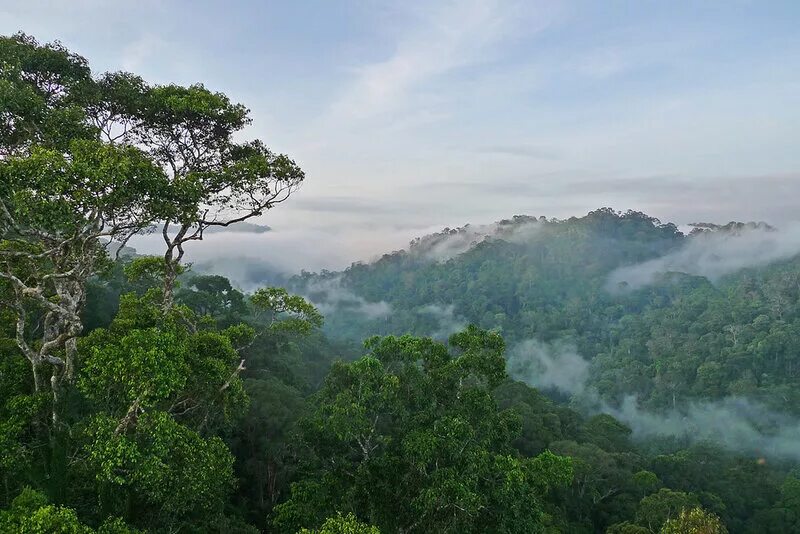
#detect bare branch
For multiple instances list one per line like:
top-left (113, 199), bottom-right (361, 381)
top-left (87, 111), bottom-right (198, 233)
top-left (220, 359), bottom-right (246, 392)
top-left (115, 397), bottom-right (142, 435)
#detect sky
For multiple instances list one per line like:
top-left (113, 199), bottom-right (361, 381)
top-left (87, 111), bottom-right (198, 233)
top-left (3, 0), bottom-right (800, 273)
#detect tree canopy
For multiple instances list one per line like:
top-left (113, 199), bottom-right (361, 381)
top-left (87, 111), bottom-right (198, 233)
top-left (2, 32), bottom-right (799, 534)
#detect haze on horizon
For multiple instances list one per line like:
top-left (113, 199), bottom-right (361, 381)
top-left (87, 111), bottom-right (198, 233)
top-left (4, 0), bottom-right (798, 272)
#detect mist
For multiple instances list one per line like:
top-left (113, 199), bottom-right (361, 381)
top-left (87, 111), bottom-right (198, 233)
top-left (417, 304), bottom-right (467, 340)
top-left (607, 223), bottom-right (800, 291)
top-left (607, 395), bottom-right (800, 462)
top-left (129, 219), bottom-right (487, 290)
top-left (506, 338), bottom-right (589, 396)
top-left (508, 338), bottom-right (800, 461)
top-left (130, 226), bottom-right (417, 287)
top-left (409, 217), bottom-right (542, 262)
top-left (301, 276), bottom-right (392, 320)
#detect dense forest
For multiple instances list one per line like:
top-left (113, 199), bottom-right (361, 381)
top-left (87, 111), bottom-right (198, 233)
top-left (1, 33), bottom-right (799, 534)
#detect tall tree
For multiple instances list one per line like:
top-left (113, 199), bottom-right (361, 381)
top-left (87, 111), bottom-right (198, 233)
top-left (0, 33), bottom-right (308, 531)
top-left (0, 34), bottom-right (169, 418)
top-left (87, 71), bottom-right (306, 308)
top-left (273, 326), bottom-right (573, 533)
top-left (0, 32), bottom-right (304, 420)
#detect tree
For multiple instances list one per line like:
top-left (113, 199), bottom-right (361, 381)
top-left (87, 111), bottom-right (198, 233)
top-left (660, 507), bottom-right (728, 534)
top-left (273, 326), bottom-right (572, 533)
top-left (177, 274), bottom-right (247, 323)
top-left (0, 34), bottom-right (175, 398)
top-left (0, 133), bottom-right (167, 408)
top-left (607, 522), bottom-right (650, 534)
top-left (636, 489), bottom-right (700, 532)
top-left (747, 475), bottom-right (800, 533)
top-left (548, 440), bottom-right (644, 530)
top-left (0, 33), bottom-right (308, 531)
top-left (298, 513), bottom-right (380, 534)
top-left (0, 31), bottom-right (304, 423)
top-left (0, 33), bottom-right (96, 155)
top-left (0, 487), bottom-right (139, 533)
top-left (85, 73), bottom-right (306, 308)
top-left (70, 284), bottom-right (246, 529)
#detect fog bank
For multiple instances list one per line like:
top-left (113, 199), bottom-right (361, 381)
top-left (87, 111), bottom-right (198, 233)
top-left (417, 304), bottom-right (467, 340)
top-left (302, 276), bottom-right (392, 320)
top-left (409, 217), bottom-right (542, 262)
top-left (508, 338), bottom-right (800, 461)
top-left (607, 223), bottom-right (800, 291)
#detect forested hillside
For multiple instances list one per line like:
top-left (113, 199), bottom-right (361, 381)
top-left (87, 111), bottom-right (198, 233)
top-left (291, 211), bottom-right (800, 415)
top-left (2, 33), bottom-right (799, 534)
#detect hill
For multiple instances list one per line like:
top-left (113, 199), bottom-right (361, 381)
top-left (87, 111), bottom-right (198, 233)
top-left (289, 208), bottom-right (800, 419)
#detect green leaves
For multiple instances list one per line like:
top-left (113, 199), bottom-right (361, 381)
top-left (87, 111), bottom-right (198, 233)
top-left (80, 327), bottom-right (189, 408)
top-left (145, 83), bottom-right (249, 134)
top-left (2, 139), bottom-right (167, 239)
top-left (78, 290), bottom-right (249, 424)
top-left (0, 487), bottom-right (139, 533)
top-left (252, 287), bottom-right (324, 333)
top-left (0, 33), bottom-right (95, 153)
top-left (275, 327), bottom-right (572, 533)
top-left (660, 507), bottom-right (728, 533)
top-left (635, 488), bottom-right (701, 532)
top-left (71, 286), bottom-right (253, 529)
top-left (449, 324), bottom-right (507, 388)
top-left (317, 356), bottom-right (399, 445)
top-left (0, 31), bottom-right (311, 533)
top-left (83, 411), bottom-right (235, 522)
top-left (123, 256), bottom-right (179, 287)
top-left (298, 512), bottom-right (381, 534)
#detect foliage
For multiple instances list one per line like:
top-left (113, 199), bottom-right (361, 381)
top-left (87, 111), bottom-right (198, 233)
top-left (290, 209), bottom-right (800, 417)
top-left (0, 487), bottom-right (139, 533)
top-left (2, 31), bottom-right (800, 534)
top-left (298, 512), bottom-right (381, 534)
top-left (273, 327), bottom-right (573, 533)
top-left (660, 507), bottom-right (728, 534)
top-left (0, 32), bottom-right (311, 533)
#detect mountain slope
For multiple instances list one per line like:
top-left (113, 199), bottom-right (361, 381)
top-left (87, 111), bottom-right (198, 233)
top-left (289, 208), bottom-right (800, 415)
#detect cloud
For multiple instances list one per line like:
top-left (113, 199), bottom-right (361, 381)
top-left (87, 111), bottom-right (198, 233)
top-left (413, 172), bottom-right (800, 227)
top-left (475, 144), bottom-right (561, 160)
top-left (202, 222), bottom-right (271, 234)
top-left (417, 304), bottom-right (467, 340)
top-left (409, 217), bottom-right (542, 262)
top-left (301, 276), bottom-right (392, 320)
top-left (606, 395), bottom-right (800, 462)
top-left (191, 257), bottom-right (288, 292)
top-left (11, 1), bottom-right (800, 291)
top-left (131, 215), bottom-right (489, 288)
top-left (572, 46), bottom-right (632, 80)
top-left (333, 0), bottom-right (505, 118)
top-left (130, 227), bottom-right (368, 281)
top-left (607, 222), bottom-right (800, 290)
top-left (290, 195), bottom-right (420, 216)
top-left (509, 338), bottom-right (800, 461)
top-left (507, 338), bottom-right (589, 396)
top-left (322, 0), bottom-right (542, 126)
top-left (120, 33), bottom-right (167, 71)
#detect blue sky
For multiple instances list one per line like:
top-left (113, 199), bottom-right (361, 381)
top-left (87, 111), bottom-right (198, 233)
top-left (3, 1), bottom-right (799, 271)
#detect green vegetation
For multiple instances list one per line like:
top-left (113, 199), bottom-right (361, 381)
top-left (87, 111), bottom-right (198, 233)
top-left (2, 33), bottom-right (799, 534)
top-left (291, 210), bottom-right (800, 414)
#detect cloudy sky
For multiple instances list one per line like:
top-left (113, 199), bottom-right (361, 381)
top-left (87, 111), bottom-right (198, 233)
top-left (3, 1), bottom-right (799, 272)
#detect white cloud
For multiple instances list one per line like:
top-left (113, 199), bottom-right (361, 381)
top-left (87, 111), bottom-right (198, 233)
top-left (510, 338), bottom-right (800, 461)
top-left (302, 276), bottom-right (392, 319)
top-left (573, 46), bottom-right (631, 79)
top-left (607, 223), bottom-right (800, 291)
top-left (417, 304), bottom-right (467, 339)
top-left (322, 0), bottom-right (547, 126)
top-left (507, 338), bottom-right (589, 396)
